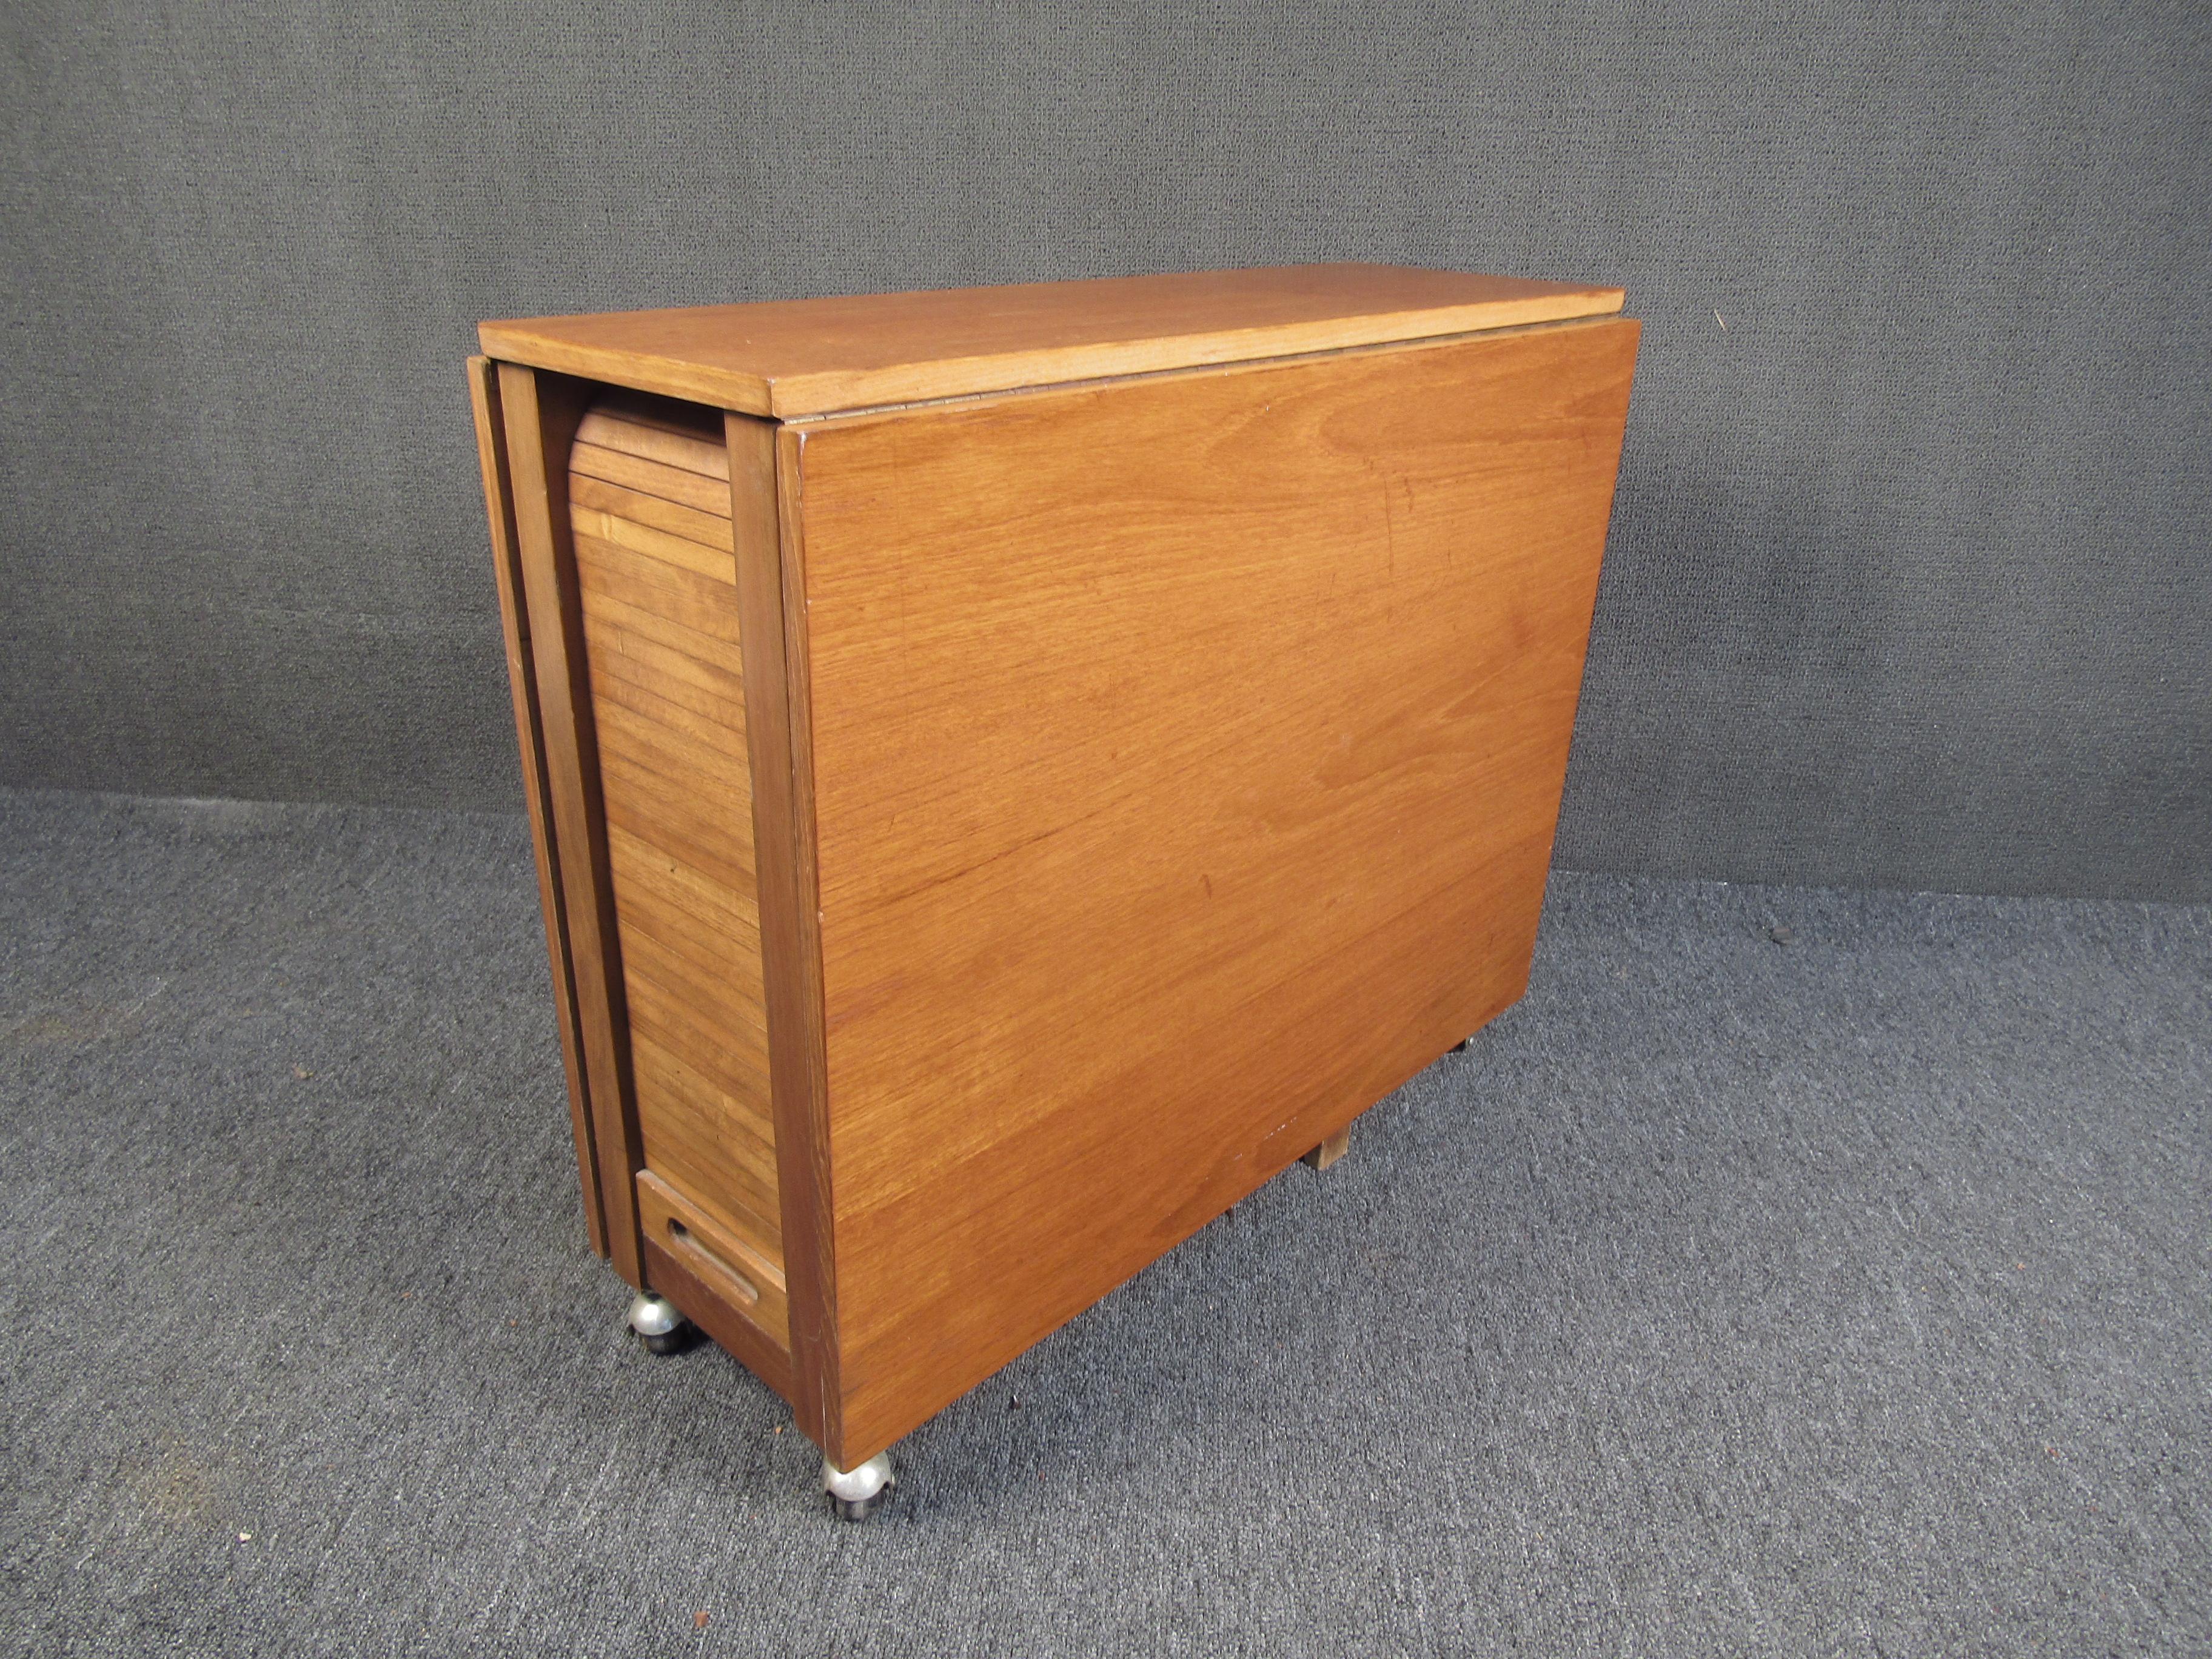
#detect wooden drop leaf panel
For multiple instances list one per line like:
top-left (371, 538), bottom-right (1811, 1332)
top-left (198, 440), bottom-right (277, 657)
top-left (567, 394), bottom-right (785, 1278)
top-left (790, 317), bottom-right (1641, 1460)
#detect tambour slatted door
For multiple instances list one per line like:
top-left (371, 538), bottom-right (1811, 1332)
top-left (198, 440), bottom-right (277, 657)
top-left (566, 395), bottom-right (789, 1386)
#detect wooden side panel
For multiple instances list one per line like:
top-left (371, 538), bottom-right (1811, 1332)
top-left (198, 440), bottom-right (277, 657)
top-left (791, 317), bottom-right (1641, 1461)
top-left (466, 357), bottom-right (607, 1258)
top-left (567, 398), bottom-right (786, 1273)
top-left (498, 362), bottom-right (645, 1286)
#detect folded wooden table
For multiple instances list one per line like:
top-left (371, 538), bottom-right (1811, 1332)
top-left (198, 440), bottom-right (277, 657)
top-left (466, 264), bottom-right (1638, 1518)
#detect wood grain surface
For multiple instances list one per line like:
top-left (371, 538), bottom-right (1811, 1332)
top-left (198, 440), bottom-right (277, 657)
top-left (728, 412), bottom-right (843, 1452)
top-left (788, 316), bottom-right (1641, 1461)
top-left (498, 363), bottom-right (646, 1287)
top-left (638, 1171), bottom-right (793, 1403)
top-left (635, 1167), bottom-right (788, 1373)
top-left (569, 396), bottom-right (785, 1265)
top-left (1302, 1126), bottom-right (1352, 1172)
top-left (466, 357), bottom-right (607, 1259)
top-left (480, 264), bottom-right (1624, 418)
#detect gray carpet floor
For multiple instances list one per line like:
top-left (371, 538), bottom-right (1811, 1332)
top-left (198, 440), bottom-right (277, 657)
top-left (1, 787), bottom-right (2205, 1657)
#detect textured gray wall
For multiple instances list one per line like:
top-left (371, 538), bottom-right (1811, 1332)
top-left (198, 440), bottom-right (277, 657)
top-left (3, 2), bottom-right (2206, 898)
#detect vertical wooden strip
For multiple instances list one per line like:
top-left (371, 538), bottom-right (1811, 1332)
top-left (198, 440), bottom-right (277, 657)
top-left (500, 361), bottom-right (646, 1288)
top-left (728, 412), bottom-right (841, 1455)
top-left (467, 357), bottom-right (609, 1259)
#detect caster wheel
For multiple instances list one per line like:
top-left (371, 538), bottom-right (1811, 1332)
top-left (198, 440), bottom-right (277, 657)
top-left (626, 1292), bottom-right (695, 1355)
top-left (822, 1452), bottom-right (895, 1521)
top-left (1449, 1038), bottom-right (1469, 1053)
top-left (828, 1490), bottom-right (891, 1523)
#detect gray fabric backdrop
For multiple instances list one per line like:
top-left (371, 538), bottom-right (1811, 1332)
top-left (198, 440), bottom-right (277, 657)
top-left (3, 1), bottom-right (2206, 898)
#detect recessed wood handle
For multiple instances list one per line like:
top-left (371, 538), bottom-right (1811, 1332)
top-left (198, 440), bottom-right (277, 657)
top-left (665, 1218), bottom-right (760, 1308)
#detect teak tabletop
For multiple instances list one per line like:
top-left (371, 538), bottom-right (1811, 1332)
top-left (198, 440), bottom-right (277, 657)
top-left (479, 263), bottom-right (1626, 418)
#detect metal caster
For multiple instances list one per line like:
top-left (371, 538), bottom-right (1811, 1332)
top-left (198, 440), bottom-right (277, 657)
top-left (626, 1292), bottom-right (694, 1356)
top-left (822, 1452), bottom-right (895, 1521)
top-left (1449, 1037), bottom-right (1469, 1053)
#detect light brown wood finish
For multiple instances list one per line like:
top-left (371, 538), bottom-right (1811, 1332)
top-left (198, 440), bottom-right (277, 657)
top-left (727, 411), bottom-right (842, 1453)
top-left (636, 1168), bottom-right (787, 1349)
top-left (791, 317), bottom-right (1640, 1463)
top-left (1302, 1127), bottom-right (1352, 1173)
top-left (479, 269), bottom-right (1640, 1476)
top-left (567, 400), bottom-right (786, 1270)
top-left (497, 362), bottom-right (646, 1287)
top-left (637, 1170), bottom-right (793, 1401)
top-left (481, 264), bottom-right (1624, 418)
top-left (466, 358), bottom-right (608, 1259)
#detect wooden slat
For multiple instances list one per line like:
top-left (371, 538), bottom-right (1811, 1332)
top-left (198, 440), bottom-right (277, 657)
top-left (606, 820), bottom-right (755, 944)
top-left (571, 472), bottom-right (735, 552)
top-left (592, 695), bottom-right (751, 802)
top-left (589, 642), bottom-right (746, 734)
top-left (628, 1054), bottom-right (781, 1253)
top-left (618, 933), bottom-right (771, 1079)
top-left (620, 921), bottom-right (769, 1054)
top-left (588, 677), bottom-right (752, 791)
top-left (591, 702), bottom-right (751, 810)
top-left (646, 1150), bottom-right (782, 1256)
top-left (637, 1131), bottom-right (782, 1250)
top-left (650, 1158), bottom-right (781, 1251)
top-left (631, 1027), bottom-right (777, 1163)
top-left (608, 871), bottom-right (762, 999)
top-left (570, 501), bottom-right (737, 586)
top-left (632, 1039), bottom-right (782, 1228)
top-left (602, 780), bottom-right (754, 903)
top-left (576, 534), bottom-right (744, 643)
top-left (579, 585), bottom-right (744, 680)
top-left (466, 357), bottom-right (609, 1261)
top-left (625, 969), bottom-right (771, 1110)
top-left (600, 751), bottom-right (752, 878)
top-left (585, 601), bottom-right (746, 702)
top-left (588, 659), bottom-right (748, 765)
top-left (576, 406), bottom-right (731, 481)
top-left (587, 386), bottom-right (729, 443)
top-left (571, 441), bottom-right (734, 517)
